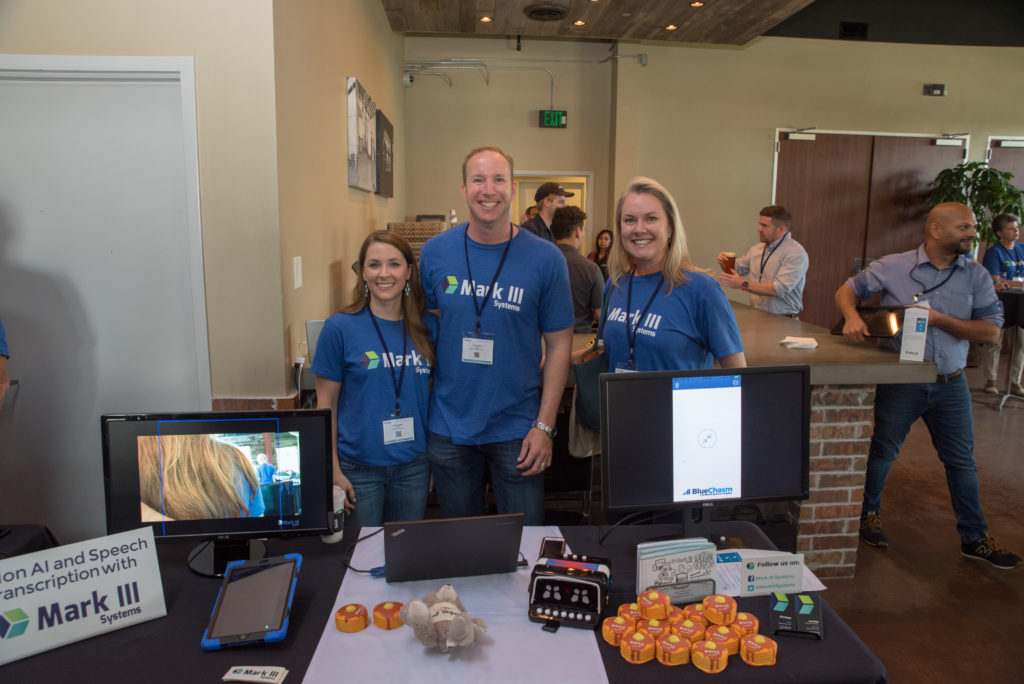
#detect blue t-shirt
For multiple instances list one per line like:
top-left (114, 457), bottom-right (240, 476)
top-left (311, 309), bottom-right (436, 466)
top-left (982, 241), bottom-right (1024, 279)
top-left (0, 316), bottom-right (7, 358)
top-left (602, 271), bottom-right (743, 371)
top-left (236, 476), bottom-right (266, 518)
top-left (419, 223), bottom-right (574, 444)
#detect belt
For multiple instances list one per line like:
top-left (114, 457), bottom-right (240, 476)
top-left (935, 369), bottom-right (964, 383)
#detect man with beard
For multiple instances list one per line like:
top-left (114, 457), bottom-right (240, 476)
top-left (835, 202), bottom-right (1020, 569)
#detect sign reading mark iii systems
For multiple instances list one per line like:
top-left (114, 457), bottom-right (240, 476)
top-left (538, 110), bottom-right (567, 128)
top-left (0, 527), bottom-right (165, 665)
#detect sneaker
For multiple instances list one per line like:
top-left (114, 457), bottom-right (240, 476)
top-left (859, 511), bottom-right (888, 547)
top-left (1011, 384), bottom-right (1024, 398)
top-left (983, 381), bottom-right (999, 394)
top-left (961, 535), bottom-right (1022, 569)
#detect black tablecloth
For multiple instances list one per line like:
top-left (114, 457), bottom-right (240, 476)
top-left (998, 290), bottom-right (1024, 328)
top-left (1, 525), bottom-right (886, 683)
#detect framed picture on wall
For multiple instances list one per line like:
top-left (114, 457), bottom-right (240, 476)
top-left (346, 77), bottom-right (377, 193)
top-left (376, 110), bottom-right (393, 198)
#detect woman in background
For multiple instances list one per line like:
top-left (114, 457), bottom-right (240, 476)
top-left (587, 229), bottom-right (613, 281)
top-left (138, 434), bottom-right (265, 520)
top-left (602, 177), bottom-right (745, 371)
top-left (312, 231), bottom-right (436, 528)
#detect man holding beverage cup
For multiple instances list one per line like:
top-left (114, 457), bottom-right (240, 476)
top-left (717, 205), bottom-right (809, 318)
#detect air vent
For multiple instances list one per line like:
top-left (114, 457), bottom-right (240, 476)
top-left (524, 3), bottom-right (570, 22)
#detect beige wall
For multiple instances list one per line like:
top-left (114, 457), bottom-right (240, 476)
top-left (0, 0), bottom-right (283, 396)
top-left (403, 36), bottom-right (614, 240)
top-left (611, 37), bottom-right (1024, 302)
top-left (273, 0), bottom-right (405, 372)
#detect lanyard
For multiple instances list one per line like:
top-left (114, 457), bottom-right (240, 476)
top-left (464, 223), bottom-right (514, 335)
top-left (909, 253), bottom-right (958, 303)
top-left (625, 270), bottom-right (666, 367)
top-left (367, 308), bottom-right (408, 416)
top-left (759, 232), bottom-right (788, 277)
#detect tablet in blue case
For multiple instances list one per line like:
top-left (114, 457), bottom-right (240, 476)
top-left (201, 553), bottom-right (302, 651)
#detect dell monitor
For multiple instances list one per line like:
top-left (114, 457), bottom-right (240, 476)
top-left (601, 365), bottom-right (810, 540)
top-left (102, 409), bottom-right (333, 576)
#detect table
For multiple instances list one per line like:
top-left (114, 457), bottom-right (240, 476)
top-left (0, 524), bottom-right (886, 683)
top-left (996, 289), bottom-right (1024, 409)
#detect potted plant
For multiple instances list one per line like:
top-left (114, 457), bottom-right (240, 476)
top-left (931, 161), bottom-right (1024, 246)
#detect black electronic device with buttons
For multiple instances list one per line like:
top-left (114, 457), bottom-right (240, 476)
top-left (527, 538), bottom-right (611, 630)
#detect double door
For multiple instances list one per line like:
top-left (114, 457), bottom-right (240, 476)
top-left (774, 133), bottom-right (965, 328)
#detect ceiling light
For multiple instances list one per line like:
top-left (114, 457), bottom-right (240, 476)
top-left (574, 19), bottom-right (586, 26)
top-left (480, 16), bottom-right (492, 23)
top-left (691, 1), bottom-right (705, 6)
top-left (666, 25), bottom-right (678, 31)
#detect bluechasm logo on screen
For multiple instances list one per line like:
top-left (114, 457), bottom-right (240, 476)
top-left (0, 607), bottom-right (30, 639)
top-left (682, 486), bottom-right (734, 497)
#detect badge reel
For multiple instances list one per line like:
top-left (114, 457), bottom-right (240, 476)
top-left (462, 331), bottom-right (495, 365)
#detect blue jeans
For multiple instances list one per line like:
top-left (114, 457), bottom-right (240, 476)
top-left (426, 432), bottom-right (545, 525)
top-left (340, 454), bottom-right (430, 528)
top-left (863, 375), bottom-right (987, 542)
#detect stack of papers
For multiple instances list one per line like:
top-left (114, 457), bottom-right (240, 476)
top-left (779, 336), bottom-right (818, 349)
top-left (636, 538), bottom-right (717, 604)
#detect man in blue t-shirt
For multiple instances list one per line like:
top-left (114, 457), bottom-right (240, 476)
top-left (419, 146), bottom-right (574, 525)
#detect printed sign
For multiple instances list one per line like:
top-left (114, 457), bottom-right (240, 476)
top-left (0, 527), bottom-right (166, 665)
top-left (900, 307), bottom-right (929, 362)
top-left (739, 552), bottom-right (804, 597)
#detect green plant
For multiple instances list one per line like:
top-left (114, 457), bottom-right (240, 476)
top-left (931, 162), bottom-right (1024, 245)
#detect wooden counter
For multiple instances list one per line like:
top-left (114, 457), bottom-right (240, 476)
top-left (731, 302), bottom-right (936, 385)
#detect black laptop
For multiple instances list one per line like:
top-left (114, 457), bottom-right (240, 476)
top-left (831, 306), bottom-right (904, 338)
top-left (382, 513), bottom-right (525, 583)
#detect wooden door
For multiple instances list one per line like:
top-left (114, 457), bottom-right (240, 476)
top-left (864, 137), bottom-right (965, 259)
top-left (775, 133), bottom-right (873, 328)
top-left (989, 141), bottom-right (1024, 189)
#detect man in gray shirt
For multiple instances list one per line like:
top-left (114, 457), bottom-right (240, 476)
top-left (551, 206), bottom-right (603, 333)
top-left (717, 205), bottom-right (808, 317)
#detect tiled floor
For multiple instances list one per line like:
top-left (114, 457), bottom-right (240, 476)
top-left (825, 363), bottom-right (1024, 683)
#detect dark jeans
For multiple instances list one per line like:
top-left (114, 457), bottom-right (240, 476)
top-left (862, 375), bottom-right (987, 543)
top-left (340, 454), bottom-right (430, 528)
top-left (426, 431), bottom-right (545, 525)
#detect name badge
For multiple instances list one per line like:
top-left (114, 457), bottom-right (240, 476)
top-left (383, 416), bottom-right (414, 444)
top-left (462, 332), bottom-right (494, 365)
top-left (614, 363), bottom-right (638, 373)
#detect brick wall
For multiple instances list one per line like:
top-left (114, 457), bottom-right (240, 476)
top-left (797, 384), bottom-right (876, 578)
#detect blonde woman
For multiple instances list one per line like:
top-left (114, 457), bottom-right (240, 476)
top-left (312, 231), bottom-right (436, 528)
top-left (602, 177), bottom-right (745, 371)
top-left (138, 434), bottom-right (265, 520)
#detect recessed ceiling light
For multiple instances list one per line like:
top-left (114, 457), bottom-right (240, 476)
top-left (574, 19), bottom-right (586, 26)
top-left (666, 25), bottom-right (678, 31)
top-left (621, 12), bottom-right (631, 17)
top-left (690, 1), bottom-right (705, 7)
top-left (480, 16), bottom-right (492, 23)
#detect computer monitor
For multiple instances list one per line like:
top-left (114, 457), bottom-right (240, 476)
top-left (600, 365), bottom-right (810, 539)
top-left (102, 409), bottom-right (333, 576)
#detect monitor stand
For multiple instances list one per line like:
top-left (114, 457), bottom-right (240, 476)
top-left (681, 504), bottom-right (746, 550)
top-left (187, 538), bottom-right (267, 578)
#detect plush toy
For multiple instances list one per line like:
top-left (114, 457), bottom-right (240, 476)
top-left (398, 583), bottom-right (488, 653)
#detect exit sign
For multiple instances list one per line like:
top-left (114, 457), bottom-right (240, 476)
top-left (539, 110), bottom-right (567, 128)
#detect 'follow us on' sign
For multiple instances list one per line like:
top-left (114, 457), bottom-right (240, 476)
top-left (0, 527), bottom-right (165, 665)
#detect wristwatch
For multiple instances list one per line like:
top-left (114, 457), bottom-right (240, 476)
top-left (531, 420), bottom-right (557, 439)
top-left (740, 280), bottom-right (750, 291)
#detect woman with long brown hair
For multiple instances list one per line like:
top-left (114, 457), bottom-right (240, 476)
top-left (138, 434), bottom-right (265, 520)
top-left (311, 230), bottom-right (436, 527)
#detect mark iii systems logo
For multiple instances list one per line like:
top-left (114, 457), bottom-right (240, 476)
top-left (0, 607), bottom-right (30, 639)
top-left (444, 276), bottom-right (459, 294)
top-left (361, 351), bottom-right (380, 369)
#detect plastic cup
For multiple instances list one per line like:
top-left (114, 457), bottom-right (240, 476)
top-left (722, 252), bottom-right (736, 272)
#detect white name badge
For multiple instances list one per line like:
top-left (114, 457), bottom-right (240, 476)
top-left (383, 416), bottom-right (415, 444)
top-left (614, 363), bottom-right (638, 373)
top-left (462, 333), bottom-right (494, 365)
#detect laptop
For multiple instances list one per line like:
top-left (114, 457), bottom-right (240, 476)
top-left (382, 513), bottom-right (525, 583)
top-left (830, 306), bottom-right (904, 338)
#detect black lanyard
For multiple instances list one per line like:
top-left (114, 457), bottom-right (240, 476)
top-left (464, 223), bottom-right (513, 335)
top-left (909, 252), bottom-right (958, 303)
top-left (625, 270), bottom-right (666, 368)
top-left (367, 308), bottom-right (408, 417)
top-left (759, 232), bottom-right (788, 278)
